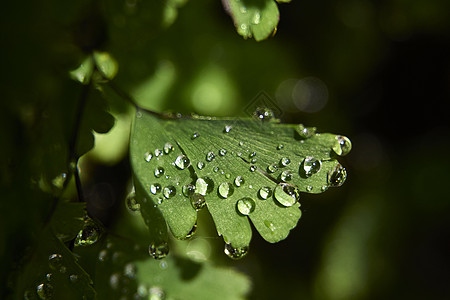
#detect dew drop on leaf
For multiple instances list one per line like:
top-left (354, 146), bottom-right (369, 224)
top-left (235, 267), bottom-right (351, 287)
top-left (252, 11), bottom-right (261, 25)
top-left (249, 165), bottom-right (257, 172)
top-left (224, 243), bottom-right (249, 260)
top-left (328, 163), bottom-right (347, 187)
top-left (234, 176), bottom-right (245, 187)
top-left (163, 186), bottom-right (176, 199)
top-left (75, 218), bottom-right (100, 246)
top-left (223, 125), bottom-right (232, 133)
top-left (109, 272), bottom-right (121, 290)
top-left (48, 254), bottom-right (63, 270)
top-left (149, 286), bottom-right (166, 300)
top-left (69, 274), bottom-right (78, 283)
top-left (277, 144), bottom-right (284, 150)
top-left (332, 135), bottom-right (352, 156)
top-left (274, 184), bottom-right (300, 207)
top-left (236, 197), bottom-right (256, 215)
top-left (144, 151), bottom-right (152, 162)
top-left (174, 155), bottom-right (191, 169)
top-left (98, 249), bottom-right (108, 262)
top-left (258, 186), bottom-right (272, 200)
top-left (218, 182), bottom-right (234, 198)
top-left (150, 183), bottom-right (162, 195)
top-left (264, 220), bottom-right (276, 232)
top-left (154, 167), bottom-right (165, 178)
top-left (124, 263), bottom-right (137, 279)
top-left (36, 283), bottom-right (53, 300)
top-left (190, 193), bottom-right (206, 210)
top-left (182, 184), bottom-right (196, 197)
top-left (267, 163), bottom-right (278, 173)
top-left (280, 157), bottom-right (291, 167)
top-left (306, 185), bottom-right (313, 192)
top-left (191, 132), bottom-right (199, 140)
top-left (206, 151), bottom-right (215, 162)
top-left (149, 241), bottom-right (169, 259)
top-left (197, 161), bottom-right (204, 170)
top-left (280, 170), bottom-right (293, 182)
top-left (154, 149), bottom-right (163, 157)
top-left (125, 192), bottom-right (140, 212)
top-left (195, 177), bottom-right (214, 195)
top-left (163, 142), bottom-right (174, 154)
top-left (182, 222), bottom-right (198, 239)
top-left (302, 156), bottom-right (322, 177)
top-left (45, 273), bottom-right (52, 281)
top-left (219, 148), bottom-right (227, 156)
top-left (296, 124), bottom-right (316, 138)
top-left (254, 107), bottom-right (274, 121)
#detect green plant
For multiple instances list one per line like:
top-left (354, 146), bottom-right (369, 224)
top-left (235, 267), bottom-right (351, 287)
top-left (1, 1), bottom-right (351, 299)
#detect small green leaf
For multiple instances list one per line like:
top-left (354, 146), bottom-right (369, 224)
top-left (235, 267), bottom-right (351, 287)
top-left (130, 110), bottom-right (351, 253)
top-left (223, 0), bottom-right (289, 41)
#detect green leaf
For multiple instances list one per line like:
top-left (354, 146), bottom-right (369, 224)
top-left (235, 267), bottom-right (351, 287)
top-left (223, 0), bottom-right (289, 41)
top-left (130, 110), bottom-right (351, 252)
top-left (50, 201), bottom-right (86, 242)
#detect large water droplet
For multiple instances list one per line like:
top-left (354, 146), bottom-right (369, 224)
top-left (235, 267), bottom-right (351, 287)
top-left (195, 177), bottom-right (214, 195)
top-left (206, 151), bottom-right (215, 162)
top-left (182, 184), bottom-right (196, 197)
top-left (234, 176), bottom-right (245, 187)
top-left (144, 152), bottom-right (153, 162)
top-left (48, 254), bottom-right (63, 270)
top-left (150, 183), bottom-right (162, 195)
top-left (223, 125), bottom-right (232, 133)
top-left (296, 124), bottom-right (316, 138)
top-left (258, 186), bottom-right (272, 200)
top-left (190, 193), bottom-right (206, 210)
top-left (280, 170), bottom-right (293, 182)
top-left (75, 218), bottom-right (100, 246)
top-left (328, 163), bottom-right (347, 187)
top-left (280, 157), bottom-right (291, 167)
top-left (163, 186), bottom-right (176, 199)
top-left (236, 197), bottom-right (256, 215)
top-left (274, 184), bottom-right (300, 207)
top-left (224, 243), bottom-right (248, 259)
top-left (267, 163), bottom-right (278, 173)
top-left (197, 161), bottom-right (204, 170)
top-left (149, 241), bottom-right (169, 259)
top-left (154, 167), bottom-right (165, 178)
top-left (218, 182), bottom-right (234, 198)
top-left (219, 148), bottom-right (227, 156)
top-left (302, 156), bottom-right (322, 177)
top-left (254, 107), bottom-right (274, 121)
top-left (332, 136), bottom-right (352, 156)
top-left (174, 155), bottom-right (190, 169)
top-left (163, 143), bottom-right (174, 154)
top-left (125, 193), bottom-right (140, 212)
top-left (36, 283), bottom-right (53, 299)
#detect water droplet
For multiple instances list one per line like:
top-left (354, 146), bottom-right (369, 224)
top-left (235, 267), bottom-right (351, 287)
top-left (69, 274), bottom-right (78, 283)
top-left (45, 273), bottom-right (52, 282)
top-left (249, 165), bottom-right (257, 172)
top-left (302, 156), bottom-right (322, 177)
top-left (249, 151), bottom-right (256, 158)
top-left (149, 286), bottom-right (165, 300)
top-left (206, 151), bottom-right (215, 162)
top-left (75, 218), bottom-right (100, 246)
top-left (154, 149), bottom-right (163, 157)
top-left (149, 241), bottom-right (169, 259)
top-left (296, 124), bottom-right (316, 138)
top-left (332, 136), bottom-right (352, 156)
top-left (252, 11), bottom-right (261, 24)
top-left (223, 125), bottom-right (232, 133)
top-left (219, 148), bottom-right (227, 156)
top-left (163, 186), bottom-right (176, 199)
top-left (224, 243), bottom-right (249, 259)
top-left (239, 141), bottom-right (244, 147)
top-left (195, 177), bottom-right (214, 195)
top-left (163, 143), bottom-right (174, 154)
top-left (280, 170), bottom-right (293, 182)
top-left (277, 144), bottom-right (284, 150)
top-left (239, 6), bottom-right (247, 14)
top-left (125, 192), bottom-right (140, 212)
top-left (234, 176), bottom-right (245, 187)
top-left (182, 222), bottom-right (198, 239)
top-left (150, 183), bottom-right (162, 195)
top-left (98, 249), bottom-right (108, 262)
top-left (190, 193), bottom-right (206, 210)
top-left (274, 184), bottom-right (300, 207)
top-left (109, 272), bottom-right (121, 290)
top-left (156, 197), bottom-right (164, 205)
top-left (124, 263), bottom-right (136, 279)
top-left (236, 197), bottom-right (256, 215)
top-left (154, 167), bottom-right (165, 178)
top-left (254, 107), bottom-right (274, 121)
top-left (267, 163), bottom-right (278, 173)
top-left (328, 163), bottom-right (347, 187)
top-left (213, 166), bottom-right (219, 173)
top-left (191, 132), bottom-right (199, 139)
top-left (264, 220), bottom-right (276, 232)
top-left (48, 254), bottom-right (63, 270)
top-left (182, 184), bottom-right (196, 197)
top-left (174, 155), bottom-right (190, 169)
top-left (280, 157), bottom-right (291, 167)
top-left (321, 185), bottom-right (329, 192)
top-left (197, 161), bottom-right (204, 170)
top-left (36, 283), bottom-right (53, 299)
top-left (144, 151), bottom-right (153, 162)
top-left (218, 182), bottom-right (234, 198)
top-left (306, 185), bottom-right (313, 192)
top-left (258, 187), bottom-right (272, 200)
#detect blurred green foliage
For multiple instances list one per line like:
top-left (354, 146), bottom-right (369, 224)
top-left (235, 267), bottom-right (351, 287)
top-left (1, 0), bottom-right (450, 299)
